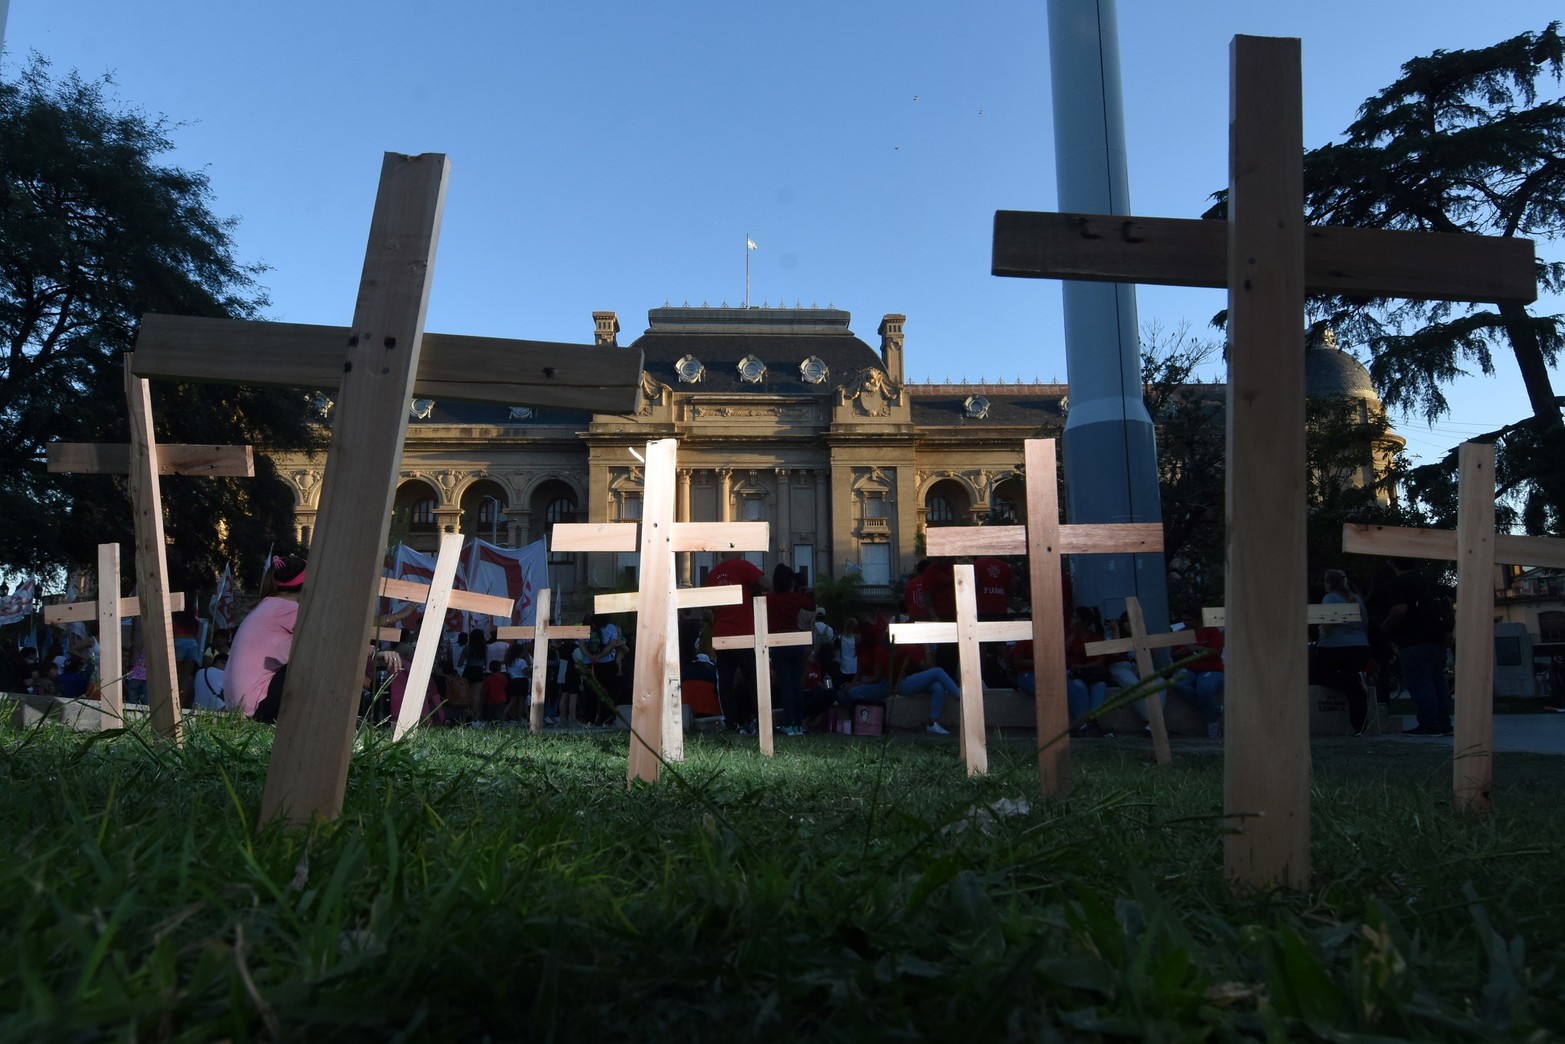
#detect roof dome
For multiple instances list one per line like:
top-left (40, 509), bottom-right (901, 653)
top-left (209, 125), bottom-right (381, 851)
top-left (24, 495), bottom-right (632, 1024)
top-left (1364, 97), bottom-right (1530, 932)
top-left (1305, 326), bottom-right (1379, 402)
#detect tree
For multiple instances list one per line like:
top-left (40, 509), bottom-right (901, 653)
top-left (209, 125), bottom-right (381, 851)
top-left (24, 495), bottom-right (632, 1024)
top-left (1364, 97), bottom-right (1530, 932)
top-left (0, 55), bottom-right (321, 591)
top-left (1207, 23), bottom-right (1565, 534)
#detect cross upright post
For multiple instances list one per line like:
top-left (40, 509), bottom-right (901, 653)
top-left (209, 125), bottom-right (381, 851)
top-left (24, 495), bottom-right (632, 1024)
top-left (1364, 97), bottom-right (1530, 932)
top-left (924, 437), bottom-right (1164, 795)
top-left (494, 587), bottom-right (590, 734)
top-left (551, 438), bottom-right (767, 782)
top-left (990, 37), bottom-right (1535, 887)
top-left (889, 564), bottom-right (1033, 775)
top-left (712, 595), bottom-right (813, 757)
top-left (1345, 442), bottom-right (1565, 811)
top-left (1082, 596), bottom-right (1201, 765)
top-left (129, 153), bottom-right (643, 825)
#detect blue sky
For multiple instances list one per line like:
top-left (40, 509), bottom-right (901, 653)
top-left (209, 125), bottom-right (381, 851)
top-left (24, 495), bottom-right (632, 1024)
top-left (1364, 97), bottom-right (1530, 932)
top-left (5, 0), bottom-right (1561, 467)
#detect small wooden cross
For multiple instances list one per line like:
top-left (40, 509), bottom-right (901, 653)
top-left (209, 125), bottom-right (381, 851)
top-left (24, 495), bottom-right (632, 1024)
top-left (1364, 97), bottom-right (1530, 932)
top-left (1083, 597), bottom-right (1201, 766)
top-left (1345, 442), bottom-right (1565, 812)
top-left (551, 438), bottom-right (766, 783)
top-left (711, 595), bottom-right (813, 757)
top-left (992, 37), bottom-right (1536, 888)
top-left (494, 587), bottom-right (590, 734)
top-left (1200, 604), bottom-right (1361, 628)
top-left (889, 564), bottom-right (1032, 776)
top-left (128, 154), bottom-right (643, 825)
top-left (45, 358), bottom-right (253, 742)
top-left (43, 543), bottom-right (186, 728)
top-left (925, 437), bottom-right (1163, 796)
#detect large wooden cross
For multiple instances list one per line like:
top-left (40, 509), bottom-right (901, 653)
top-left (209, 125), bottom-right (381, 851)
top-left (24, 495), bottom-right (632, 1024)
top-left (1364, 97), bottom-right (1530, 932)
top-left (925, 438), bottom-right (1163, 795)
top-left (129, 153), bottom-right (643, 825)
top-left (711, 595), bottom-right (813, 758)
top-left (889, 564), bottom-right (1033, 776)
top-left (550, 438), bottom-right (766, 783)
top-left (1083, 596), bottom-right (1199, 766)
top-left (1345, 442), bottom-right (1565, 812)
top-left (42, 543), bottom-right (186, 729)
top-left (44, 359), bottom-right (251, 741)
top-left (494, 587), bottom-right (590, 734)
top-left (993, 37), bottom-right (1536, 888)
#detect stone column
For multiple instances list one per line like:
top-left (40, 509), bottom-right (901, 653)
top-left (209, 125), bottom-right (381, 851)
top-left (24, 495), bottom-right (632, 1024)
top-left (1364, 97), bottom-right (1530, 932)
top-left (677, 468), bottom-right (693, 587)
top-left (776, 468), bottom-right (793, 556)
top-left (814, 470), bottom-right (831, 575)
top-left (717, 468), bottom-right (732, 523)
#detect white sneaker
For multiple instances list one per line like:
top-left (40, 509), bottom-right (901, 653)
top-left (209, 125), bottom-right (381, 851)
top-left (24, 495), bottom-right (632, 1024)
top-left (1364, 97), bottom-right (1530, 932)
top-left (927, 721), bottom-right (950, 735)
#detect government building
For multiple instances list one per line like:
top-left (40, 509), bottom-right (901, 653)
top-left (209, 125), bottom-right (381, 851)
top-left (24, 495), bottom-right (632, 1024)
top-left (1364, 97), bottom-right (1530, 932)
top-left (271, 304), bottom-right (1400, 620)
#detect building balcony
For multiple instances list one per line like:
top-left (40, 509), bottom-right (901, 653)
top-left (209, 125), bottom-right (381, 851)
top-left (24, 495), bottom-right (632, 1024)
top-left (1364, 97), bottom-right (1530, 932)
top-left (859, 516), bottom-right (889, 536)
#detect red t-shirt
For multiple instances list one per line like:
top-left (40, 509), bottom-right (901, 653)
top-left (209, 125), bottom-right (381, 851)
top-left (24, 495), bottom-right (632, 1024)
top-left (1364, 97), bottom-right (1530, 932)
top-left (1186, 627), bottom-right (1225, 673)
top-left (481, 671), bottom-right (510, 706)
top-left (705, 557), bottom-right (764, 637)
top-left (927, 561), bottom-right (957, 621)
top-left (903, 572), bottom-right (936, 621)
top-left (974, 557), bottom-right (1012, 616)
top-left (766, 590), bottom-right (814, 635)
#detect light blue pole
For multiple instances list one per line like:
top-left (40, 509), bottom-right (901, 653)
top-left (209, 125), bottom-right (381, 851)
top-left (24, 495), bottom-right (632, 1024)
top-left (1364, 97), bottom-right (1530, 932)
top-left (1047, 0), bottom-right (1171, 633)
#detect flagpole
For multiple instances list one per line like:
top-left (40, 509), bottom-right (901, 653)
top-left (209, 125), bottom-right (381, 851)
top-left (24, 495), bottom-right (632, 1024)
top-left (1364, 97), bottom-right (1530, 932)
top-left (744, 232), bottom-right (750, 308)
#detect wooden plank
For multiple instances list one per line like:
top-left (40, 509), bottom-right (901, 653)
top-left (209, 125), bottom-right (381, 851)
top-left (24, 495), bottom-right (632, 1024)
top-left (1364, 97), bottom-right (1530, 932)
top-left (46, 591), bottom-right (186, 624)
top-left (594, 585), bottom-right (742, 615)
top-left (993, 212), bottom-right (1536, 304)
top-left (48, 442), bottom-right (255, 477)
top-left (133, 315), bottom-right (646, 413)
top-left (124, 358), bottom-right (183, 743)
top-left (376, 576), bottom-right (514, 618)
top-left (1058, 523), bottom-right (1164, 555)
top-left (261, 153), bottom-right (450, 827)
top-left (711, 631), bottom-right (811, 650)
top-left (95, 544), bottom-right (122, 729)
top-left (1084, 627), bottom-right (1198, 658)
top-left (627, 439), bottom-right (679, 781)
top-left (496, 622), bottom-right (589, 642)
top-left (1453, 443), bottom-right (1496, 813)
top-left (391, 531), bottom-right (464, 741)
top-left (670, 522), bottom-right (769, 552)
top-left (1223, 36), bottom-right (1311, 891)
top-left (551, 523), bottom-right (638, 553)
top-left (888, 620), bottom-right (1034, 645)
top-left (1344, 523), bottom-right (1565, 570)
top-left (925, 527), bottom-right (1024, 557)
top-left (1025, 440), bottom-right (1071, 797)
top-left (953, 566), bottom-right (989, 776)
top-left (1200, 603), bottom-right (1362, 629)
top-left (1125, 598), bottom-right (1174, 766)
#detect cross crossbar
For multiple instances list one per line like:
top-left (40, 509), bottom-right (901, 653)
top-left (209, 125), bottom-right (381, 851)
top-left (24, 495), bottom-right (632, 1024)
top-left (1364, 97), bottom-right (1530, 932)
top-left (1201, 603), bottom-right (1362, 628)
top-left (1083, 597), bottom-right (1183, 765)
top-left (992, 211), bottom-right (1537, 304)
top-left (713, 596), bottom-right (813, 757)
top-left (494, 588), bottom-right (590, 733)
top-left (48, 443), bottom-right (255, 477)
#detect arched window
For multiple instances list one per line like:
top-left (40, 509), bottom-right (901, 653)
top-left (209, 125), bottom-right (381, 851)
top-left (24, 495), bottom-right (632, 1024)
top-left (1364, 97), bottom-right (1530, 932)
top-left (926, 495), bottom-right (956, 526)
top-left (411, 499), bottom-right (436, 526)
top-left (545, 496), bottom-right (577, 564)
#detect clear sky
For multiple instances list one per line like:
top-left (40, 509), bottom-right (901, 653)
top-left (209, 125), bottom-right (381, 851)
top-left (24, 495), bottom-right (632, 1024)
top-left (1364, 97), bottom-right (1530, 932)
top-left (5, 0), bottom-right (1561, 468)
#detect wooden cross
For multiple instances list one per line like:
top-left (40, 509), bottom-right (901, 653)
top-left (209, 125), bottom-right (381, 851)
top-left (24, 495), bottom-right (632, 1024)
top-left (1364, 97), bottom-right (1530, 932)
top-left (494, 587), bottom-right (589, 734)
top-left (44, 359), bottom-right (251, 742)
top-left (889, 564), bottom-right (1032, 776)
top-left (992, 37), bottom-right (1536, 888)
top-left (711, 595), bottom-right (813, 758)
top-left (1345, 442), bottom-right (1565, 812)
top-left (925, 437), bottom-right (1163, 796)
top-left (1200, 604), bottom-right (1361, 628)
top-left (550, 438), bottom-right (766, 783)
top-left (1083, 596), bottom-right (1200, 766)
top-left (128, 154), bottom-right (643, 825)
top-left (42, 543), bottom-right (186, 729)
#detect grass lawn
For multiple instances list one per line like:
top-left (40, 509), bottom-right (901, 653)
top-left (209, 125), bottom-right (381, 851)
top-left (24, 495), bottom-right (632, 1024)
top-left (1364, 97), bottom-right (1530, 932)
top-left (2, 714), bottom-right (1562, 1041)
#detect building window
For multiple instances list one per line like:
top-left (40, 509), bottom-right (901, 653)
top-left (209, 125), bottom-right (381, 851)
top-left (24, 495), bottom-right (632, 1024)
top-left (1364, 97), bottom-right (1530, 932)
top-left (411, 499), bottom-right (436, 526)
top-left (865, 494), bottom-right (886, 519)
top-left (742, 496), bottom-right (764, 521)
top-left (616, 553), bottom-right (639, 588)
top-left (861, 543), bottom-right (891, 586)
top-left (926, 495), bottom-right (956, 526)
top-left (1541, 611), bottom-right (1565, 643)
top-left (792, 544), bottom-right (814, 588)
top-left (991, 494), bottom-right (1017, 523)
top-left (478, 499), bottom-right (504, 526)
top-left (622, 495), bottom-right (643, 522)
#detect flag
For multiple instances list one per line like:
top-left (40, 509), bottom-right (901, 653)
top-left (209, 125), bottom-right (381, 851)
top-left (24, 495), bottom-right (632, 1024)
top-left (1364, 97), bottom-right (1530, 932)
top-left (63, 569), bottom-right (88, 640)
top-left (458, 538), bottom-right (547, 634)
top-left (210, 564), bottom-right (236, 631)
top-left (746, 237), bottom-right (758, 250)
top-left (0, 577), bottom-right (37, 628)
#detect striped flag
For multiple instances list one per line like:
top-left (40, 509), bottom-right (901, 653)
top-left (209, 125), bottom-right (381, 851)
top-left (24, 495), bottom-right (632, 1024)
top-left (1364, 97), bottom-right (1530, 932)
top-left (210, 564), bottom-right (236, 631)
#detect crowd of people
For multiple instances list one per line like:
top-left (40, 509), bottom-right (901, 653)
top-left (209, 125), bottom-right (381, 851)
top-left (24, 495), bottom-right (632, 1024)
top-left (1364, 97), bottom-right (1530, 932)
top-left (2, 545), bottom-right (1475, 744)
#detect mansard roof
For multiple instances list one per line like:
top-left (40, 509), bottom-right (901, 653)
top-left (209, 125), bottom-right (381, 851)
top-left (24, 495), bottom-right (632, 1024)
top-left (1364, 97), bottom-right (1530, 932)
top-left (630, 306), bottom-right (886, 394)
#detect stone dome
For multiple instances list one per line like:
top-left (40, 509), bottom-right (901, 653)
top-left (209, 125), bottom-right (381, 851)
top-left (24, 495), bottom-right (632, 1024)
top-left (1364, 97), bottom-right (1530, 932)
top-left (1305, 327), bottom-right (1379, 402)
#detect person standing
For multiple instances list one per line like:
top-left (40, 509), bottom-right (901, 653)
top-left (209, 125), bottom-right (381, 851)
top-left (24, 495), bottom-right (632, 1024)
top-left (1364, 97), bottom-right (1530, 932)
top-left (1381, 559), bottom-right (1454, 736)
top-left (704, 552), bottom-right (769, 733)
top-left (765, 565), bottom-right (814, 735)
top-left (1316, 568), bottom-right (1372, 734)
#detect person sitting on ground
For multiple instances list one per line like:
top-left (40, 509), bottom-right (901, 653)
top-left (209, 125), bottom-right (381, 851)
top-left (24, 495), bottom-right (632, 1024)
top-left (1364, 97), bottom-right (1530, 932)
top-left (1065, 606), bottom-right (1111, 736)
top-left (192, 653), bottom-right (227, 711)
top-left (57, 656), bottom-right (91, 700)
top-left (838, 619), bottom-right (963, 735)
top-left (681, 651), bottom-right (722, 719)
top-left (387, 638), bottom-right (444, 728)
top-left (1169, 610), bottom-right (1224, 738)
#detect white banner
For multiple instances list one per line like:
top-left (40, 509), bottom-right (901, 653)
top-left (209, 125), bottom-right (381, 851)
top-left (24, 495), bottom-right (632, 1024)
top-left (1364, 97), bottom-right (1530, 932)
top-left (0, 577), bottom-right (37, 628)
top-left (385, 538), bottom-right (547, 635)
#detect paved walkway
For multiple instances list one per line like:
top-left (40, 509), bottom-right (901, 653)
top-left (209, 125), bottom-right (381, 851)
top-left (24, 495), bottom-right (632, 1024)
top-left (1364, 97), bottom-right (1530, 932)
top-left (1390, 713), bottom-right (1565, 755)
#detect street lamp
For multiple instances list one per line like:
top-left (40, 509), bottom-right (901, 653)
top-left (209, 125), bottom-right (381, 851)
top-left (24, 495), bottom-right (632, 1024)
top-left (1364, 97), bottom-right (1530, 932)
top-left (479, 496), bottom-right (509, 546)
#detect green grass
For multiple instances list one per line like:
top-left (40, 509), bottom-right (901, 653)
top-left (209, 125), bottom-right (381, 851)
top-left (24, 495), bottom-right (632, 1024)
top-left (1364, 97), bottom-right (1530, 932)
top-left (1, 713), bottom-right (1562, 1041)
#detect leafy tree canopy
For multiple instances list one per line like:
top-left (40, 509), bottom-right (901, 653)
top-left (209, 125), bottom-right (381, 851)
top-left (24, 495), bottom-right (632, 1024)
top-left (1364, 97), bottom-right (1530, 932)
top-left (1207, 23), bottom-right (1565, 533)
top-left (0, 55), bottom-right (321, 591)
